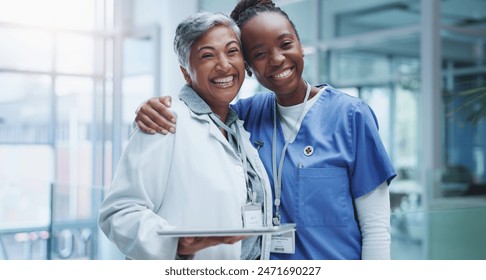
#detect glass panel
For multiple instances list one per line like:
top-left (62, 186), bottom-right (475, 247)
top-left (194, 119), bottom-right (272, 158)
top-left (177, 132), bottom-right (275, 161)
top-left (440, 0), bottom-right (486, 27)
top-left (328, 51), bottom-right (421, 210)
top-left (335, 87), bottom-right (359, 98)
top-left (442, 27), bottom-right (485, 199)
top-left (121, 34), bottom-right (157, 140)
top-left (200, 0), bottom-right (316, 44)
top-left (0, 183), bottom-right (102, 260)
top-left (0, 145), bottom-right (53, 228)
top-left (122, 75), bottom-right (153, 125)
top-left (0, 27), bottom-right (52, 71)
top-left (104, 80), bottom-right (114, 187)
top-left (444, 77), bottom-right (486, 197)
top-left (51, 0), bottom-right (96, 31)
top-left (333, 0), bottom-right (420, 37)
top-left (123, 37), bottom-right (155, 77)
top-left (281, 0), bottom-right (314, 45)
top-left (104, 0), bottom-right (115, 31)
top-left (0, 0), bottom-right (96, 30)
top-left (49, 183), bottom-right (101, 259)
top-left (55, 77), bottom-right (94, 210)
top-left (426, 206), bottom-right (486, 259)
top-left (391, 205), bottom-right (486, 259)
top-left (56, 77), bottom-right (94, 124)
top-left (0, 73), bottom-right (52, 144)
top-left (0, 0), bottom-right (57, 27)
top-left (318, 51), bottom-right (330, 85)
top-left (302, 52), bottom-right (317, 84)
top-left (330, 51), bottom-right (392, 86)
top-left (442, 35), bottom-right (482, 64)
top-left (120, 31), bottom-right (159, 148)
top-left (361, 87), bottom-right (391, 152)
top-left (0, 230), bottom-right (50, 260)
top-left (199, 0), bottom-right (237, 14)
top-left (0, 0), bottom-right (115, 260)
top-left (56, 33), bottom-right (95, 74)
top-left (393, 85), bottom-right (420, 187)
top-left (390, 206), bottom-right (426, 260)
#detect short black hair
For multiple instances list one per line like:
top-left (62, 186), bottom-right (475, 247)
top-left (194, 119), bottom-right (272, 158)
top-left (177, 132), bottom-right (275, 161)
top-left (230, 0), bottom-right (300, 40)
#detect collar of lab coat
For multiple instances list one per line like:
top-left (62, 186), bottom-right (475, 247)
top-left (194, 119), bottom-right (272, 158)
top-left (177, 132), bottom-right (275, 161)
top-left (179, 84), bottom-right (239, 126)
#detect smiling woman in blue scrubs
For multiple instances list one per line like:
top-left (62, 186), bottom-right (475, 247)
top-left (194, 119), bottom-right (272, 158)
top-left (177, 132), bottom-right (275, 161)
top-left (134, 0), bottom-right (396, 260)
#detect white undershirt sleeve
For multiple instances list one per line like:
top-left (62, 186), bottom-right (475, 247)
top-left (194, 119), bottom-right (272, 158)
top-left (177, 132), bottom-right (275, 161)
top-left (354, 182), bottom-right (391, 260)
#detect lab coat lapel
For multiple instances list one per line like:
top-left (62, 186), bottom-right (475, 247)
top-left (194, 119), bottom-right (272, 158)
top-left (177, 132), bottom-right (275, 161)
top-left (179, 85), bottom-right (240, 159)
top-left (192, 112), bottom-right (240, 159)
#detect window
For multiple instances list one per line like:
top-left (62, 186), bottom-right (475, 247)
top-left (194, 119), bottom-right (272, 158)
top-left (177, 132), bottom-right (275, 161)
top-left (0, 0), bottom-right (111, 260)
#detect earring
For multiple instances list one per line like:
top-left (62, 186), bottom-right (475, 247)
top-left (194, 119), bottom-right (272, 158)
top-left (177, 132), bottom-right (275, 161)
top-left (245, 64), bottom-right (253, 77)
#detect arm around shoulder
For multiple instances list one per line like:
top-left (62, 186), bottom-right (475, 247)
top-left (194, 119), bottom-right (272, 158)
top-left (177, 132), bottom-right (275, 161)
top-left (135, 96), bottom-right (177, 135)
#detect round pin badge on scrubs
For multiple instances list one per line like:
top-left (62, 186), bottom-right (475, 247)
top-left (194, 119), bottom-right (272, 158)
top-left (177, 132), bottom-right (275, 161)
top-left (304, 145), bottom-right (314, 156)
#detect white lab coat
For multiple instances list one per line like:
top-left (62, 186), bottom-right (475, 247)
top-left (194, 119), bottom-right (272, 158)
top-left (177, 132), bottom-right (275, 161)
top-left (99, 86), bottom-right (273, 260)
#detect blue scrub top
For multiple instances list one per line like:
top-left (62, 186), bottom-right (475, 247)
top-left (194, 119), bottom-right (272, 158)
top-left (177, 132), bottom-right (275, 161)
top-left (232, 85), bottom-right (396, 260)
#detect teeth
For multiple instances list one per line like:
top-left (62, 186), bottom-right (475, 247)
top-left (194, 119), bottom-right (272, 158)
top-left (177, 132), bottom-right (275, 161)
top-left (213, 76), bottom-right (234, 88)
top-left (273, 69), bottom-right (292, 79)
top-left (214, 76), bottom-right (233, 84)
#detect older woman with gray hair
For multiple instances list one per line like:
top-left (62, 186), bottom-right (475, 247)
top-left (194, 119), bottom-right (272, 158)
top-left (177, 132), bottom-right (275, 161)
top-left (98, 11), bottom-right (273, 260)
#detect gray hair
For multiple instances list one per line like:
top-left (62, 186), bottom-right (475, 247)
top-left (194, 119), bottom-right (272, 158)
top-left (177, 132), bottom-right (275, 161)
top-left (174, 11), bottom-right (241, 69)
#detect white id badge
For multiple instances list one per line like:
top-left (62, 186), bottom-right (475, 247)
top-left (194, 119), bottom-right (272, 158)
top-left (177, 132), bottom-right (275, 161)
top-left (242, 203), bottom-right (263, 228)
top-left (270, 231), bottom-right (295, 254)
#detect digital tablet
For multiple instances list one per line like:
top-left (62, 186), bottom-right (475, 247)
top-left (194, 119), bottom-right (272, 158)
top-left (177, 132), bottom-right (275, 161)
top-left (157, 223), bottom-right (296, 237)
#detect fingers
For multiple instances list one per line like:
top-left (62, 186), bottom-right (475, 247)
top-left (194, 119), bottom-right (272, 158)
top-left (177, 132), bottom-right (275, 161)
top-left (220, 236), bottom-right (247, 244)
top-left (136, 119), bottom-right (157, 134)
top-left (135, 96), bottom-right (177, 134)
top-left (152, 97), bottom-right (176, 124)
top-left (162, 96), bottom-right (173, 111)
top-left (177, 237), bottom-right (207, 256)
top-left (202, 236), bottom-right (247, 245)
top-left (177, 236), bottom-right (247, 255)
top-left (135, 110), bottom-right (169, 134)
